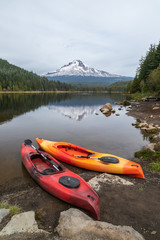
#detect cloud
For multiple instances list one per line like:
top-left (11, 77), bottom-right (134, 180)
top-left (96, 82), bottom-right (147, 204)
top-left (0, 0), bottom-right (160, 76)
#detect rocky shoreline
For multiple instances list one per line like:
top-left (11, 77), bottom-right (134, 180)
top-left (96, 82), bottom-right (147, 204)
top-left (0, 100), bottom-right (160, 240)
top-left (127, 100), bottom-right (160, 126)
top-left (0, 206), bottom-right (145, 240)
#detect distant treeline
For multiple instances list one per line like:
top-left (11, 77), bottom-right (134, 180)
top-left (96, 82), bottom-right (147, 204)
top-left (47, 75), bottom-right (133, 87)
top-left (128, 42), bottom-right (160, 94)
top-left (0, 58), bottom-right (130, 92)
top-left (107, 81), bottom-right (131, 92)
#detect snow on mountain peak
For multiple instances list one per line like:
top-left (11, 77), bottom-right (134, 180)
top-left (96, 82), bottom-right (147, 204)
top-left (44, 60), bottom-right (120, 78)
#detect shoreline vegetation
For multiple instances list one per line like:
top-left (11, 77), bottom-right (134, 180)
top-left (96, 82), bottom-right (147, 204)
top-left (0, 90), bottom-right (128, 94)
top-left (127, 92), bottom-right (159, 101)
top-left (0, 91), bottom-right (158, 103)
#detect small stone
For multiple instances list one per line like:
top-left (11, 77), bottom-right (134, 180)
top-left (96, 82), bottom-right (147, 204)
top-left (0, 209), bottom-right (10, 223)
top-left (137, 122), bottom-right (148, 128)
top-left (120, 100), bottom-right (131, 106)
top-left (137, 119), bottom-right (142, 123)
top-left (146, 127), bottom-right (158, 133)
top-left (143, 143), bottom-right (156, 152)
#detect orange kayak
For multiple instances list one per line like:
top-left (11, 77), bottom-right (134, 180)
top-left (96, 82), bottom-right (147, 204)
top-left (36, 138), bottom-right (145, 179)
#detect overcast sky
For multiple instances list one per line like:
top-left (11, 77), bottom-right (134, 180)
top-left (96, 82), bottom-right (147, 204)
top-left (0, 0), bottom-right (160, 77)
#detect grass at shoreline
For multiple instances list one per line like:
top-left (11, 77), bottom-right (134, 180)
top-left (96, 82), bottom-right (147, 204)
top-left (0, 202), bottom-right (21, 215)
top-left (127, 92), bottom-right (160, 101)
top-left (135, 149), bottom-right (160, 173)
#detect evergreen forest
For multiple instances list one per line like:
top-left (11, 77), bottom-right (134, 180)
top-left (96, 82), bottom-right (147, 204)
top-left (128, 42), bottom-right (160, 94)
top-left (0, 59), bottom-right (74, 91)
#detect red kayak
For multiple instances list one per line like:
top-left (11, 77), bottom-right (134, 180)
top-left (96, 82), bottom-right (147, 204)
top-left (21, 141), bottom-right (100, 220)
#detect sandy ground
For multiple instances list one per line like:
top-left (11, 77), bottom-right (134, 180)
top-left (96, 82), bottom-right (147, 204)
top-left (0, 101), bottom-right (160, 240)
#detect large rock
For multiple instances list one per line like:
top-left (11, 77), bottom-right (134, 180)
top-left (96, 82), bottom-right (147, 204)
top-left (0, 211), bottom-right (48, 236)
top-left (100, 103), bottom-right (112, 114)
top-left (56, 208), bottom-right (145, 240)
top-left (0, 209), bottom-right (10, 223)
top-left (88, 173), bottom-right (133, 192)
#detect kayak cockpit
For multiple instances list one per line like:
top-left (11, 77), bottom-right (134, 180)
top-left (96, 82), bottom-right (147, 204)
top-left (30, 154), bottom-right (63, 174)
top-left (57, 144), bottom-right (92, 158)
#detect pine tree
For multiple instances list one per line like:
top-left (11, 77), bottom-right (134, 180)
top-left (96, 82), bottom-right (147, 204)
top-left (130, 75), bottom-right (141, 93)
top-left (130, 42), bottom-right (160, 94)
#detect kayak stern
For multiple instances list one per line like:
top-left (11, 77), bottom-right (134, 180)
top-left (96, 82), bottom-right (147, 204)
top-left (123, 161), bottom-right (145, 179)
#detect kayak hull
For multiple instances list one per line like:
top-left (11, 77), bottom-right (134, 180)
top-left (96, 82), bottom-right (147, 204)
top-left (21, 143), bottom-right (100, 220)
top-left (36, 138), bottom-right (145, 179)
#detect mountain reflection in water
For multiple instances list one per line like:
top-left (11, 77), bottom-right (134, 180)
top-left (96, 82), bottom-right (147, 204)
top-left (48, 105), bottom-right (102, 121)
top-left (0, 93), bottom-right (125, 124)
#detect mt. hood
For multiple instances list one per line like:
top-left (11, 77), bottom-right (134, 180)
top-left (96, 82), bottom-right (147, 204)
top-left (44, 60), bottom-right (121, 78)
top-left (43, 60), bottom-right (133, 86)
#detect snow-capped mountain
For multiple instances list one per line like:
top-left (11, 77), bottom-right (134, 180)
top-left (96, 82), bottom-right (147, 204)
top-left (44, 60), bottom-right (120, 78)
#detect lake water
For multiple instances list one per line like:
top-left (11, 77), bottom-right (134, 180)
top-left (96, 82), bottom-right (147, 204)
top-left (0, 93), bottom-right (149, 184)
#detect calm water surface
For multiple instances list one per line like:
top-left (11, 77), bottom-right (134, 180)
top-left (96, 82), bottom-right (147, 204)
top-left (0, 93), bottom-right (149, 184)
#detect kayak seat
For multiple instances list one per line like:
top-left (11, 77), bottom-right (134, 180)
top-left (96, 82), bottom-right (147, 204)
top-left (59, 176), bottom-right (80, 188)
top-left (42, 168), bottom-right (56, 175)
